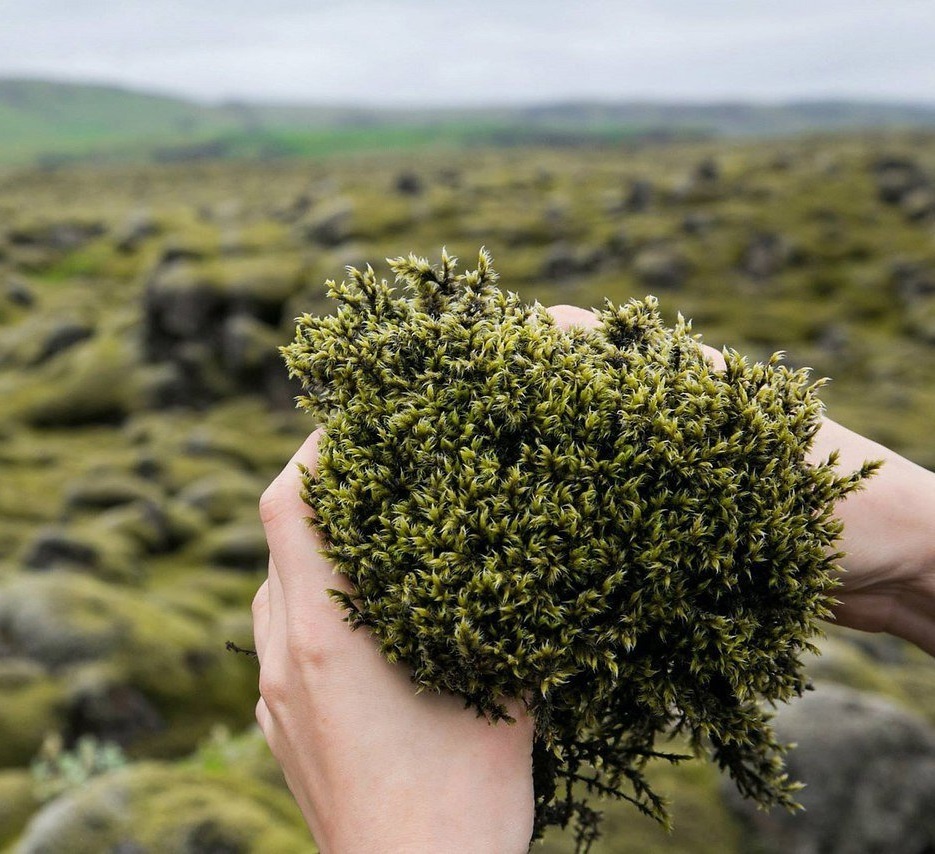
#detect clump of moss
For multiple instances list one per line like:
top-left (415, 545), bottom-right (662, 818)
top-left (283, 249), bottom-right (878, 851)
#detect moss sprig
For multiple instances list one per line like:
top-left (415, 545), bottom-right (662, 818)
top-left (282, 249), bottom-right (879, 851)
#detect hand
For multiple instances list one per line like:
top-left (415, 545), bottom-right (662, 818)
top-left (253, 429), bottom-right (535, 854)
top-left (547, 304), bottom-right (935, 657)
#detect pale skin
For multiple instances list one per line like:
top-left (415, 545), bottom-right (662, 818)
top-left (252, 303), bottom-right (935, 853)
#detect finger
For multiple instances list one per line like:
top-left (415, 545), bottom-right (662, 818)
top-left (266, 554), bottom-right (290, 652)
top-left (260, 428), bottom-right (352, 608)
top-left (546, 304), bottom-right (601, 331)
top-left (255, 696), bottom-right (272, 738)
top-left (252, 579), bottom-right (270, 665)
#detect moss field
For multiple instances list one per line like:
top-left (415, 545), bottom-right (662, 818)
top-left (0, 132), bottom-right (934, 851)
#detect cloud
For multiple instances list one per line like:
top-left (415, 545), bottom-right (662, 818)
top-left (1, 0), bottom-right (933, 104)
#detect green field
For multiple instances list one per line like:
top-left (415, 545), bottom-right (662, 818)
top-left (1, 129), bottom-right (935, 852)
top-left (4, 78), bottom-right (935, 167)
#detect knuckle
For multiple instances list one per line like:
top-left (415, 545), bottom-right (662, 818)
top-left (251, 583), bottom-right (269, 618)
top-left (286, 631), bottom-right (330, 670)
top-left (258, 668), bottom-right (288, 707)
top-left (258, 478), bottom-right (288, 526)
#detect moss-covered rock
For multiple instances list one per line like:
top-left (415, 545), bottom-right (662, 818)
top-left (13, 762), bottom-right (313, 854)
top-left (4, 335), bottom-right (140, 428)
top-left (0, 660), bottom-right (65, 767)
top-left (175, 470), bottom-right (264, 525)
top-left (725, 683), bottom-right (935, 854)
top-left (193, 521), bottom-right (268, 573)
top-left (0, 574), bottom-right (257, 761)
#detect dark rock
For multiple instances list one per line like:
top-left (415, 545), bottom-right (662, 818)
top-left (32, 322), bottom-right (94, 365)
top-left (739, 232), bottom-right (802, 279)
top-left (539, 242), bottom-right (604, 281)
top-left (872, 155), bottom-right (930, 206)
top-left (182, 820), bottom-right (247, 854)
top-left (271, 193), bottom-right (313, 223)
top-left (632, 245), bottom-right (690, 289)
top-left (176, 472), bottom-right (260, 524)
top-left (5, 278), bottom-right (34, 307)
top-left (157, 242), bottom-right (206, 266)
top-left (395, 171), bottom-right (424, 196)
top-left (694, 157), bottom-right (720, 182)
top-left (140, 256), bottom-right (304, 405)
top-left (65, 681), bottom-right (164, 747)
top-left (301, 200), bottom-right (354, 247)
top-left (901, 186), bottom-right (935, 222)
top-left (725, 683), bottom-right (935, 854)
top-left (681, 212), bottom-right (719, 236)
top-left (196, 523), bottom-right (268, 572)
top-left (890, 260), bottom-right (935, 304)
top-left (7, 219), bottom-right (106, 252)
top-left (623, 179), bottom-right (653, 213)
top-left (603, 228), bottom-right (632, 259)
top-left (64, 476), bottom-right (162, 513)
top-left (114, 212), bottom-right (160, 254)
top-left (24, 529), bottom-right (99, 571)
top-left (143, 277), bottom-right (226, 351)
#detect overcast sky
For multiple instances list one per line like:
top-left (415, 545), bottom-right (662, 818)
top-left (2, 0), bottom-right (934, 106)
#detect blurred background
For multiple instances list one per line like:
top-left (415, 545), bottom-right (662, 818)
top-left (1, 2), bottom-right (934, 852)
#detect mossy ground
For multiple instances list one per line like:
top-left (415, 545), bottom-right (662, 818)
top-left (1, 131), bottom-right (934, 850)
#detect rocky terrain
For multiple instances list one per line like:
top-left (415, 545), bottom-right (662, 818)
top-left (1, 131), bottom-right (934, 852)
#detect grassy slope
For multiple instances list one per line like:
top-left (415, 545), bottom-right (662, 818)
top-left (4, 78), bottom-right (935, 167)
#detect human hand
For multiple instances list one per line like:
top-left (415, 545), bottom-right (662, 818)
top-left (253, 429), bottom-right (536, 854)
top-left (546, 303), bottom-right (935, 657)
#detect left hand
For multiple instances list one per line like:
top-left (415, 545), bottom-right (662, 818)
top-left (253, 429), bottom-right (536, 854)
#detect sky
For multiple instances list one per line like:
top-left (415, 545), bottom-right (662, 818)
top-left (2, 0), bottom-right (935, 106)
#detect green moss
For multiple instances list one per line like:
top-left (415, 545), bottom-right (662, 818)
top-left (284, 250), bottom-right (877, 849)
top-left (0, 769), bottom-right (40, 848)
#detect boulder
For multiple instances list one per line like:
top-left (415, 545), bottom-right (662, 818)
top-left (395, 171), bottom-right (424, 195)
top-left (194, 522), bottom-right (269, 573)
top-left (64, 671), bottom-right (165, 747)
top-left (141, 256), bottom-right (306, 404)
top-left (176, 471), bottom-right (264, 525)
top-left (300, 198), bottom-right (355, 247)
top-left (23, 528), bottom-right (101, 572)
top-left (0, 573), bottom-right (258, 758)
top-left (872, 155), bottom-right (929, 205)
top-left (540, 241), bottom-right (602, 281)
top-left (7, 219), bottom-right (106, 252)
top-left (739, 232), bottom-right (803, 279)
top-left (31, 322), bottom-right (94, 365)
top-left (623, 179), bottom-right (653, 212)
top-left (725, 683), bottom-right (935, 854)
top-left (5, 277), bottom-right (35, 307)
top-left (13, 763), bottom-right (311, 854)
top-left (114, 212), bottom-right (160, 254)
top-left (632, 245), bottom-right (690, 289)
top-left (63, 475), bottom-right (165, 514)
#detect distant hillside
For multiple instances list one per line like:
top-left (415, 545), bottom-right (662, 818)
top-left (2, 78), bottom-right (935, 167)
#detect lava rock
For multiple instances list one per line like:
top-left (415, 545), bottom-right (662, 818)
top-left (725, 683), bottom-right (935, 854)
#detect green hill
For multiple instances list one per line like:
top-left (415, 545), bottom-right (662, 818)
top-left (3, 78), bottom-right (935, 167)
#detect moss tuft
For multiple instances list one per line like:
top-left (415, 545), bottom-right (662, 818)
top-left (283, 250), bottom-right (877, 850)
